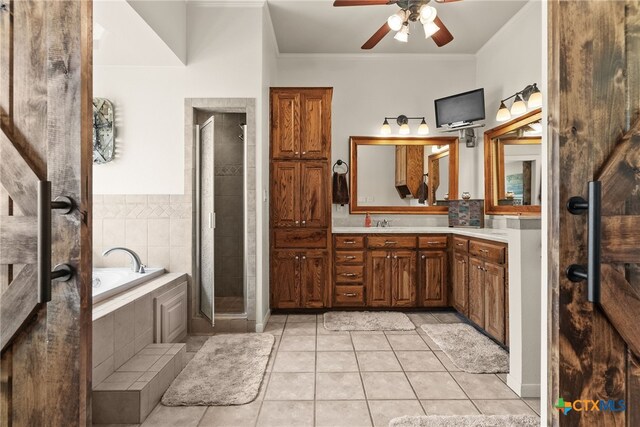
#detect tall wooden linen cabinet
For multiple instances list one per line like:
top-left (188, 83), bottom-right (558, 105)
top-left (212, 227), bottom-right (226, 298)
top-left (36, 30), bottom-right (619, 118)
top-left (270, 88), bottom-right (333, 309)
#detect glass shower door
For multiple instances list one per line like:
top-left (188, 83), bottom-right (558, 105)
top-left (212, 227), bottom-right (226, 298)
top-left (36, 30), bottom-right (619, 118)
top-left (199, 117), bottom-right (215, 324)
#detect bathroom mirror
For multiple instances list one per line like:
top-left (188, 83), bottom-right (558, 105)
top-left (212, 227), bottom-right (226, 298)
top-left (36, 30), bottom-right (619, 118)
top-left (484, 108), bottom-right (542, 215)
top-left (349, 136), bottom-right (459, 214)
top-left (93, 98), bottom-right (116, 164)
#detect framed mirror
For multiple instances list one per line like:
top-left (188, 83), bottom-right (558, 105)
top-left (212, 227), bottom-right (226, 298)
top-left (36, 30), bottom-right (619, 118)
top-left (349, 136), bottom-right (459, 214)
top-left (484, 109), bottom-right (542, 215)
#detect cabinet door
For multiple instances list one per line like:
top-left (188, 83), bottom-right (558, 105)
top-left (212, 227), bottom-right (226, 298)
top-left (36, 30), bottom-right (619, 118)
top-left (271, 250), bottom-right (300, 308)
top-left (367, 251), bottom-right (392, 307)
top-left (452, 252), bottom-right (469, 315)
top-left (300, 162), bottom-right (328, 228)
top-left (468, 257), bottom-right (485, 328)
top-left (272, 162), bottom-right (300, 227)
top-left (271, 91), bottom-right (300, 159)
top-left (301, 250), bottom-right (327, 308)
top-left (484, 262), bottom-right (506, 343)
top-left (300, 89), bottom-right (330, 159)
top-left (418, 250), bottom-right (447, 307)
top-left (392, 251), bottom-right (417, 307)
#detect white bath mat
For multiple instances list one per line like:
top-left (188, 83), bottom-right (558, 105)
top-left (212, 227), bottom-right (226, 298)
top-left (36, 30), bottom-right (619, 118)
top-left (324, 311), bottom-right (415, 331)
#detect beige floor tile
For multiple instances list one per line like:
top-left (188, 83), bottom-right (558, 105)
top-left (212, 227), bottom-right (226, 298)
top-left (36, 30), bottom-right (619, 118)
top-left (356, 351), bottom-right (402, 372)
top-left (351, 334), bottom-right (391, 351)
top-left (416, 332), bottom-right (441, 351)
top-left (183, 336), bottom-right (209, 353)
top-left (283, 323), bottom-right (317, 336)
top-left (316, 351), bottom-right (358, 372)
top-left (198, 400), bottom-right (261, 426)
top-left (263, 322), bottom-right (284, 336)
top-left (474, 399), bottom-right (538, 416)
top-left (315, 400), bottom-right (372, 427)
top-left (384, 330), bottom-right (419, 335)
top-left (523, 398), bottom-right (541, 415)
top-left (317, 335), bottom-right (353, 351)
top-left (431, 312), bottom-right (464, 324)
top-left (406, 372), bottom-right (466, 400)
top-left (268, 314), bottom-right (288, 323)
top-left (272, 351), bottom-right (316, 373)
top-left (93, 424), bottom-right (139, 427)
top-left (395, 351), bottom-right (446, 372)
top-left (140, 405), bottom-right (206, 427)
top-left (421, 399), bottom-right (480, 416)
top-left (350, 330), bottom-right (385, 335)
top-left (451, 372), bottom-right (519, 399)
top-left (118, 355), bottom-right (162, 372)
top-left (433, 351), bottom-right (460, 371)
top-left (265, 373), bottom-right (315, 400)
top-left (279, 335), bottom-right (316, 352)
top-left (286, 314), bottom-right (317, 323)
top-left (407, 313), bottom-right (440, 326)
top-left (317, 323), bottom-right (350, 335)
top-left (316, 372), bottom-right (365, 400)
top-left (368, 400), bottom-right (425, 427)
top-left (361, 372), bottom-right (416, 400)
top-left (256, 401), bottom-right (314, 427)
top-left (386, 334), bottom-right (430, 351)
top-left (496, 373), bottom-right (508, 383)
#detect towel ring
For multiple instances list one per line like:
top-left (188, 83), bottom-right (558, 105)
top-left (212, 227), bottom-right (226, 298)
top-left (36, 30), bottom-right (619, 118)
top-left (333, 159), bottom-right (349, 174)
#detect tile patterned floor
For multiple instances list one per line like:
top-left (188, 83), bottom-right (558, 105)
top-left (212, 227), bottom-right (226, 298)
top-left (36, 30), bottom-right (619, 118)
top-left (95, 311), bottom-right (540, 427)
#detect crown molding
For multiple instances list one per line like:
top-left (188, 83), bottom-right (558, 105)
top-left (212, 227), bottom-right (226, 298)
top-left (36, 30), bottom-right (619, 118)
top-left (276, 52), bottom-right (476, 61)
top-left (188, 0), bottom-right (265, 8)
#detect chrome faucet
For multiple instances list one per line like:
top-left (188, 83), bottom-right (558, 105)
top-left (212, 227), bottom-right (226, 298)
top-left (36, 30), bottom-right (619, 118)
top-left (102, 247), bottom-right (144, 273)
top-left (376, 219), bottom-right (391, 228)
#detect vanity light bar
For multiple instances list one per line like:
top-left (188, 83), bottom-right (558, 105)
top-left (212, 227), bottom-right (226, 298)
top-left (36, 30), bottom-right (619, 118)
top-left (496, 83), bottom-right (542, 122)
top-left (380, 115), bottom-right (430, 136)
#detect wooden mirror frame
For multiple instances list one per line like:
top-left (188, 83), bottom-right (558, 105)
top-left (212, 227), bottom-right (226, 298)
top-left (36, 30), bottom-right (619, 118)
top-left (349, 136), bottom-right (459, 214)
top-left (483, 108), bottom-right (542, 216)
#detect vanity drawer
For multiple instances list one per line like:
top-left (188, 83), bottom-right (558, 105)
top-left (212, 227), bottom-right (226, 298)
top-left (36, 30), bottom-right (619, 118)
top-left (418, 235), bottom-right (448, 249)
top-left (273, 229), bottom-right (327, 249)
top-left (367, 236), bottom-right (417, 249)
top-left (334, 235), bottom-right (365, 249)
top-left (453, 237), bottom-right (470, 252)
top-left (334, 285), bottom-right (365, 306)
top-left (335, 265), bottom-right (365, 283)
top-left (469, 240), bottom-right (506, 264)
top-left (335, 250), bottom-right (365, 265)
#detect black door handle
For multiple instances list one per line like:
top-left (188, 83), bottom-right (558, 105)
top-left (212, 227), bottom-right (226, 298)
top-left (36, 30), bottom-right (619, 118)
top-left (566, 181), bottom-right (601, 304)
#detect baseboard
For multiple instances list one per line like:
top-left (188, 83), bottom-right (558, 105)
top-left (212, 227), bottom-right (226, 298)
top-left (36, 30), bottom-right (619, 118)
top-left (255, 309), bottom-right (271, 333)
top-left (507, 375), bottom-right (541, 398)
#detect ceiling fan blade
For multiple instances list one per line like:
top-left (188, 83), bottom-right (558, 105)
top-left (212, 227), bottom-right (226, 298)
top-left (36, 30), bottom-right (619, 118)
top-left (361, 22), bottom-right (391, 50)
top-left (333, 0), bottom-right (394, 6)
top-left (431, 16), bottom-right (454, 47)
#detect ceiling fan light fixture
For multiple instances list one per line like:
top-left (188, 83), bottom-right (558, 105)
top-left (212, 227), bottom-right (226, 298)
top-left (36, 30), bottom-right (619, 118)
top-left (423, 20), bottom-right (440, 38)
top-left (387, 10), bottom-right (406, 32)
top-left (496, 101), bottom-right (511, 122)
top-left (419, 5), bottom-right (437, 24)
top-left (510, 94), bottom-right (527, 115)
top-left (394, 23), bottom-right (409, 43)
top-left (418, 118), bottom-right (430, 135)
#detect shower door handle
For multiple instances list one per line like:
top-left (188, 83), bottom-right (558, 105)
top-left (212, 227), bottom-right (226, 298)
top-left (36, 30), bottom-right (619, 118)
top-left (209, 212), bottom-right (216, 229)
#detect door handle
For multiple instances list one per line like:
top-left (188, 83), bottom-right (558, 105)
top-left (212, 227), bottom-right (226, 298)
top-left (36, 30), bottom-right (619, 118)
top-left (566, 181), bottom-right (601, 304)
top-left (38, 181), bottom-right (74, 304)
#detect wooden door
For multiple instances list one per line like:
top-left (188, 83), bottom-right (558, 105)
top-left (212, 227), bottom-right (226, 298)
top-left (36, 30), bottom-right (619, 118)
top-left (468, 257), bottom-right (485, 328)
top-left (391, 250), bottom-right (416, 307)
top-left (271, 90), bottom-right (300, 159)
top-left (452, 252), bottom-right (469, 315)
top-left (549, 2), bottom-right (640, 425)
top-left (271, 162), bottom-right (300, 228)
top-left (300, 89), bottom-right (331, 159)
top-left (418, 250), bottom-right (447, 307)
top-left (367, 250), bottom-right (391, 306)
top-left (0, 2), bottom-right (92, 425)
top-left (483, 262), bottom-right (505, 344)
top-left (300, 162), bottom-right (328, 228)
top-left (301, 250), bottom-right (327, 308)
top-left (271, 250), bottom-right (300, 308)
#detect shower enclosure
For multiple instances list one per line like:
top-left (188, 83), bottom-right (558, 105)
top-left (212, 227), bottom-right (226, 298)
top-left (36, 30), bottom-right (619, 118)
top-left (197, 112), bottom-right (247, 323)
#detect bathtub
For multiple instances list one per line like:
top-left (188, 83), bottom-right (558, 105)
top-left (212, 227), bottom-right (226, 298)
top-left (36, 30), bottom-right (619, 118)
top-left (93, 267), bottom-right (165, 304)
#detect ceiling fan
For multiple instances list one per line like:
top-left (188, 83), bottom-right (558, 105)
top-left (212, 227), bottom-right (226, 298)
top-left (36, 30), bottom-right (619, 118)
top-left (333, 0), bottom-right (459, 50)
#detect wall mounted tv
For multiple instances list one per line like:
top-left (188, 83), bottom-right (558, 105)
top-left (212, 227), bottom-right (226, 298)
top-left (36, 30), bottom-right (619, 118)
top-left (434, 88), bottom-right (485, 128)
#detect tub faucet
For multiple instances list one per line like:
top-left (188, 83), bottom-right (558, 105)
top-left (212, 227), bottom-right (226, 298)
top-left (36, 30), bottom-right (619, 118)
top-left (102, 247), bottom-right (144, 273)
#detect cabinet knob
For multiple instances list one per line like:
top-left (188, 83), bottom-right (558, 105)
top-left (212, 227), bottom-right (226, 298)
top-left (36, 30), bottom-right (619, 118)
top-left (295, 220), bottom-right (299, 224)
top-left (302, 220), bottom-right (306, 225)
top-left (295, 256), bottom-right (299, 260)
top-left (421, 255), bottom-right (426, 259)
top-left (302, 256), bottom-right (307, 260)
top-left (295, 151), bottom-right (299, 155)
top-left (393, 255), bottom-right (398, 259)
top-left (302, 151), bottom-right (306, 155)
top-left (386, 255), bottom-right (391, 259)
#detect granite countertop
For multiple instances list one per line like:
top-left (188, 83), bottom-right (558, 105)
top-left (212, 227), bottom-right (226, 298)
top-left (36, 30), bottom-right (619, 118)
top-left (332, 226), bottom-right (510, 243)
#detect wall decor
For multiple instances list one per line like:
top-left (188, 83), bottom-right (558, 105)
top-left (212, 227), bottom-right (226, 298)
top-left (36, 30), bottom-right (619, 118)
top-left (93, 98), bottom-right (115, 164)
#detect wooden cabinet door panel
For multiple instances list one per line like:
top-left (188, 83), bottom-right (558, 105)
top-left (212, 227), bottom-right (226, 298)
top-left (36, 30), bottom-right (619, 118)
top-left (484, 262), bottom-right (506, 343)
top-left (271, 91), bottom-right (300, 159)
top-left (301, 250), bottom-right (327, 308)
top-left (392, 251), bottom-right (417, 307)
top-left (300, 162), bottom-right (328, 228)
top-left (300, 90), bottom-right (330, 159)
top-left (367, 251), bottom-right (391, 307)
top-left (271, 250), bottom-right (300, 308)
top-left (272, 162), bottom-right (300, 227)
top-left (468, 257), bottom-right (485, 328)
top-left (419, 251), bottom-right (447, 307)
top-left (452, 252), bottom-right (469, 315)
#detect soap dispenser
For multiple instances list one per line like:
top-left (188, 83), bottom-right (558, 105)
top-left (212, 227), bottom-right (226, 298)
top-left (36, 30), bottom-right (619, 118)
top-left (364, 212), bottom-right (372, 228)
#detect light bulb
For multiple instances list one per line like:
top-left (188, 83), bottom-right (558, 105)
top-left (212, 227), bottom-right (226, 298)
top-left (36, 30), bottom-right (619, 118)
top-left (418, 119), bottom-right (429, 135)
top-left (394, 24), bottom-right (409, 43)
top-left (496, 102), bottom-right (511, 122)
top-left (387, 10), bottom-right (406, 32)
top-left (528, 90), bottom-right (542, 108)
top-left (399, 123), bottom-right (411, 135)
top-left (511, 94), bottom-right (527, 115)
top-left (419, 5), bottom-right (437, 24)
top-left (423, 21), bottom-right (440, 38)
top-left (380, 119), bottom-right (391, 135)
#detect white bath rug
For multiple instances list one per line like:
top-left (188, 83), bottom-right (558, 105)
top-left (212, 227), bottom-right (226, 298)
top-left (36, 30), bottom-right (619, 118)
top-left (162, 333), bottom-right (274, 406)
top-left (390, 415), bottom-right (539, 427)
top-left (421, 323), bottom-right (509, 373)
top-left (324, 311), bottom-right (415, 331)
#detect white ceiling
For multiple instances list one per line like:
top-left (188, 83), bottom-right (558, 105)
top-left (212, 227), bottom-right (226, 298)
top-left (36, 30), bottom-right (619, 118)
top-left (267, 0), bottom-right (529, 54)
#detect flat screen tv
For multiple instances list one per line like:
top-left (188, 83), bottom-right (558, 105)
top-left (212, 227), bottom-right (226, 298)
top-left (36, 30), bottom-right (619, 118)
top-left (434, 88), bottom-right (485, 128)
